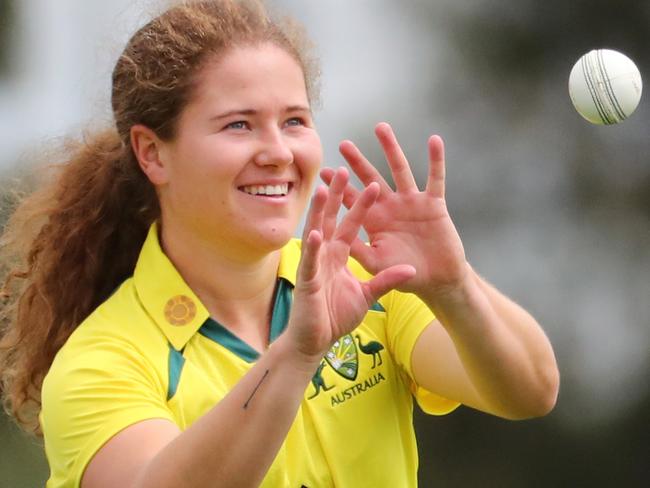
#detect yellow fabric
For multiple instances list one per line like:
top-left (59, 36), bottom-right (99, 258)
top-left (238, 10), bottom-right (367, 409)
top-left (40, 223), bottom-right (459, 487)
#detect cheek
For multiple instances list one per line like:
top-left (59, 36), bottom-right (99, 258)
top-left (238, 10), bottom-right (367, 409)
top-left (170, 150), bottom-right (234, 191)
top-left (166, 162), bottom-right (226, 215)
top-left (298, 138), bottom-right (323, 183)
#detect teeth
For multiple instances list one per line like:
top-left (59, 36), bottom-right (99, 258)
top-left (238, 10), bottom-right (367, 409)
top-left (242, 183), bottom-right (289, 196)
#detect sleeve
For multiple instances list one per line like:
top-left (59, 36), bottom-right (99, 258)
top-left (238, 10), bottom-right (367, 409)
top-left (40, 338), bottom-right (176, 488)
top-left (382, 290), bottom-right (460, 416)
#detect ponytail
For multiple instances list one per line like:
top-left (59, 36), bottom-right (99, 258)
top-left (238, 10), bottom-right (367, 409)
top-left (0, 128), bottom-right (159, 434)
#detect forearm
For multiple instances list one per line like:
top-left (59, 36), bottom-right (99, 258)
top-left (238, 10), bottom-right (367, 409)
top-left (419, 265), bottom-right (559, 419)
top-left (137, 333), bottom-right (318, 488)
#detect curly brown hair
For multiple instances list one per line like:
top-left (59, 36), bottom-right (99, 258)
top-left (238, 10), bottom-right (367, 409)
top-left (0, 0), bottom-right (319, 435)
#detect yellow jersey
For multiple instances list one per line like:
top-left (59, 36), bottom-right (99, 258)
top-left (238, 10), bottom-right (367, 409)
top-left (40, 223), bottom-right (458, 487)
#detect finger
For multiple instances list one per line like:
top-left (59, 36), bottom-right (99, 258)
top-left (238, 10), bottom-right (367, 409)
top-left (298, 229), bottom-right (323, 282)
top-left (425, 134), bottom-right (446, 198)
top-left (301, 185), bottom-right (327, 242)
top-left (332, 182), bottom-right (380, 245)
top-left (375, 122), bottom-right (418, 193)
top-left (322, 167), bottom-right (348, 240)
top-left (362, 264), bottom-right (416, 304)
top-left (349, 239), bottom-right (379, 274)
top-left (339, 140), bottom-right (392, 194)
top-left (320, 167), bottom-right (360, 209)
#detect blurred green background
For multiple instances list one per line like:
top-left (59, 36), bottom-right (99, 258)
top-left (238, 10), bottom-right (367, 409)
top-left (1, 0), bottom-right (649, 486)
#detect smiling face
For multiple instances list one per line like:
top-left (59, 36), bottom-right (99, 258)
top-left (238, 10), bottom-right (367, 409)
top-left (155, 43), bottom-right (322, 259)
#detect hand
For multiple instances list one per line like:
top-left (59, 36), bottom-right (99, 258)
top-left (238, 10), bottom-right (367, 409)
top-left (320, 123), bottom-right (469, 299)
top-left (287, 167), bottom-right (416, 361)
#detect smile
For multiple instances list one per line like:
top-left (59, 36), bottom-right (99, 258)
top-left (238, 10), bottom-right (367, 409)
top-left (240, 183), bottom-right (291, 197)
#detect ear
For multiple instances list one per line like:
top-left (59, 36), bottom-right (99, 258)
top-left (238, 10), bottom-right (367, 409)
top-left (130, 124), bottom-right (170, 185)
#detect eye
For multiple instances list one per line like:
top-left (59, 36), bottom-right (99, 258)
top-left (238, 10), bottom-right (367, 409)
top-left (226, 121), bottom-right (249, 130)
top-left (284, 117), bottom-right (305, 128)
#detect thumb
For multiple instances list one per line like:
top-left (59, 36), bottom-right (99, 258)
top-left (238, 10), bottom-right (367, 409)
top-left (362, 264), bottom-right (416, 304)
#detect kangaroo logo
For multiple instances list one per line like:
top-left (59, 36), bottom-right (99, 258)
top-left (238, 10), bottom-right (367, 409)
top-left (307, 361), bottom-right (334, 399)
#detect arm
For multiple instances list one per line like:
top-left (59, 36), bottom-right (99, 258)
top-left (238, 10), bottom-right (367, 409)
top-left (83, 334), bottom-right (319, 488)
top-left (82, 170), bottom-right (415, 488)
top-left (412, 266), bottom-right (559, 420)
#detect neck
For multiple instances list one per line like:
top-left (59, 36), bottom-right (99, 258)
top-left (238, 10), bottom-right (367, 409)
top-left (160, 220), bottom-right (283, 348)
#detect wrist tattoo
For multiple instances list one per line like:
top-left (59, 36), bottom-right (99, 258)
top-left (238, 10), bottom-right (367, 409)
top-left (243, 369), bottom-right (270, 409)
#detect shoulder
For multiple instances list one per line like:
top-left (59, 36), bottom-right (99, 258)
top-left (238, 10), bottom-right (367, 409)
top-left (67, 277), bottom-right (166, 347)
top-left (43, 277), bottom-right (169, 399)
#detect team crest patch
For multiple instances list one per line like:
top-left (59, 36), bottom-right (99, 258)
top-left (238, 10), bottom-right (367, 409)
top-left (164, 295), bottom-right (197, 326)
top-left (324, 334), bottom-right (358, 380)
top-left (307, 334), bottom-right (388, 402)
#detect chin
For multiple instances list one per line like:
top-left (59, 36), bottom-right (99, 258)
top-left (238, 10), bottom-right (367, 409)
top-left (256, 227), bottom-right (295, 249)
top-left (237, 222), bottom-right (296, 255)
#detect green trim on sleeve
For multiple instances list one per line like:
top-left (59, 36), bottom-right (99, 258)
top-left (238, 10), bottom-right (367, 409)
top-left (369, 301), bottom-right (386, 312)
top-left (167, 345), bottom-right (186, 400)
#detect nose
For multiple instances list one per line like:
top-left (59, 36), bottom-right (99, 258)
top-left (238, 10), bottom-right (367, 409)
top-left (253, 127), bottom-right (294, 167)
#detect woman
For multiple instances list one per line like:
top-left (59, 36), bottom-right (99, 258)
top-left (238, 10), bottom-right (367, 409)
top-left (0, 1), bottom-right (559, 486)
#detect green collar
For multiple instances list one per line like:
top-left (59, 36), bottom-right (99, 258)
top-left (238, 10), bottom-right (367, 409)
top-left (198, 277), bottom-right (293, 362)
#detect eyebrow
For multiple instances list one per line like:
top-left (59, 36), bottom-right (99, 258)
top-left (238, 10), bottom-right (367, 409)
top-left (210, 105), bottom-right (311, 121)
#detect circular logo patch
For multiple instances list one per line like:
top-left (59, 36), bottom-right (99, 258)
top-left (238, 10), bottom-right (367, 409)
top-left (164, 295), bottom-right (197, 326)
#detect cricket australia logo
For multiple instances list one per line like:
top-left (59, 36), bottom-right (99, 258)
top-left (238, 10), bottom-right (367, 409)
top-left (325, 334), bottom-right (358, 380)
top-left (307, 333), bottom-right (387, 404)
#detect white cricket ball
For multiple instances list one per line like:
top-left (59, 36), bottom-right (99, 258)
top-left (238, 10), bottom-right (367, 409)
top-left (568, 49), bottom-right (642, 125)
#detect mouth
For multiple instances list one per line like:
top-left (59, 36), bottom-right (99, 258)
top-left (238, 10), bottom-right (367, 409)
top-left (239, 182), bottom-right (292, 198)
